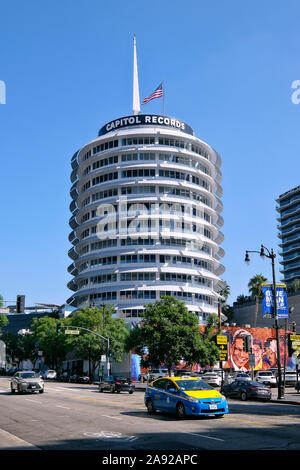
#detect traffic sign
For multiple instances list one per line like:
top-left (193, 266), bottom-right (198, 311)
top-left (290, 335), bottom-right (300, 342)
top-left (249, 353), bottom-right (255, 368)
top-left (217, 335), bottom-right (227, 345)
top-left (216, 335), bottom-right (228, 360)
top-left (218, 350), bottom-right (228, 361)
top-left (65, 329), bottom-right (80, 335)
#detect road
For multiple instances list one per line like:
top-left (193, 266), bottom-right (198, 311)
top-left (0, 377), bottom-right (300, 451)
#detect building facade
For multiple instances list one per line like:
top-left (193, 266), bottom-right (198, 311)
top-left (277, 185), bottom-right (300, 289)
top-left (67, 114), bottom-right (225, 324)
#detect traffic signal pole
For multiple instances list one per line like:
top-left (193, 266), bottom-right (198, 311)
top-left (56, 324), bottom-right (110, 376)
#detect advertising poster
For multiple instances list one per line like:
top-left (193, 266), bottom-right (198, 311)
top-left (261, 283), bottom-right (289, 319)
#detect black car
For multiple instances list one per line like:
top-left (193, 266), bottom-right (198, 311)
top-left (99, 376), bottom-right (135, 394)
top-left (221, 379), bottom-right (272, 401)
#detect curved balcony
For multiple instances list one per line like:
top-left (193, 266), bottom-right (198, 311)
top-left (70, 182), bottom-right (78, 201)
top-left (68, 246), bottom-right (79, 261)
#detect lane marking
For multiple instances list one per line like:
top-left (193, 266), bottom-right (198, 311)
top-left (75, 396), bottom-right (145, 409)
top-left (25, 399), bottom-right (44, 404)
top-left (223, 417), bottom-right (283, 427)
top-left (56, 405), bottom-right (70, 409)
top-left (102, 415), bottom-right (122, 420)
top-left (182, 431), bottom-right (224, 442)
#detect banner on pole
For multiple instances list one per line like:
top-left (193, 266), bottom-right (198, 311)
top-left (261, 283), bottom-right (288, 318)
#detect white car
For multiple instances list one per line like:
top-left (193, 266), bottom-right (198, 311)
top-left (139, 368), bottom-right (168, 382)
top-left (43, 369), bottom-right (57, 380)
top-left (201, 372), bottom-right (222, 387)
top-left (255, 371), bottom-right (277, 387)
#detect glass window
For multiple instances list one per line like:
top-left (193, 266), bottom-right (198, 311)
top-left (153, 379), bottom-right (168, 389)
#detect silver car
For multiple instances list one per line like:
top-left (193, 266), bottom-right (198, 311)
top-left (11, 371), bottom-right (44, 394)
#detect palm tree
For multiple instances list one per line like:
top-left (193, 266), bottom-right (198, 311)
top-left (218, 281), bottom-right (230, 303)
top-left (248, 274), bottom-right (268, 327)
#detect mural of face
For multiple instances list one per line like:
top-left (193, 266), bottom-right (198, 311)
top-left (231, 336), bottom-right (249, 370)
top-left (263, 339), bottom-right (277, 369)
top-left (252, 339), bottom-right (263, 370)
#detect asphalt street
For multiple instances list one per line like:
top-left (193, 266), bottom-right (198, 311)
top-left (0, 377), bottom-right (300, 451)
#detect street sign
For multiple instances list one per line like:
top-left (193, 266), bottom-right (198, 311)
top-left (218, 350), bottom-right (228, 361)
top-left (101, 355), bottom-right (106, 362)
top-left (217, 335), bottom-right (227, 345)
top-left (216, 336), bottom-right (228, 361)
top-left (290, 335), bottom-right (300, 342)
top-left (249, 353), bottom-right (255, 368)
top-left (65, 329), bottom-right (80, 335)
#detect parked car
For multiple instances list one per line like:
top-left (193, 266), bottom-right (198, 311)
top-left (283, 370), bottom-right (299, 387)
top-left (68, 373), bottom-right (90, 383)
top-left (173, 370), bottom-right (193, 377)
top-left (201, 372), bottom-right (222, 387)
top-left (77, 375), bottom-right (90, 384)
top-left (144, 376), bottom-right (229, 418)
top-left (42, 369), bottom-right (57, 380)
top-left (10, 371), bottom-right (44, 394)
top-left (255, 371), bottom-right (277, 387)
top-left (221, 380), bottom-right (272, 401)
top-left (139, 368), bottom-right (168, 382)
top-left (99, 376), bottom-right (135, 394)
top-left (58, 371), bottom-right (70, 382)
top-left (226, 372), bottom-right (251, 384)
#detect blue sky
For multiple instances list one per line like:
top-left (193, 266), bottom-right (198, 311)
top-left (0, 0), bottom-right (300, 308)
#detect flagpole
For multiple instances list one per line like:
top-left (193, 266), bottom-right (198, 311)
top-left (163, 80), bottom-right (165, 116)
top-left (133, 35), bottom-right (140, 115)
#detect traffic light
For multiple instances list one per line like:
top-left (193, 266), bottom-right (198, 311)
top-left (16, 295), bottom-right (25, 313)
top-left (108, 350), bottom-right (112, 358)
top-left (56, 322), bottom-right (62, 334)
top-left (243, 335), bottom-right (252, 353)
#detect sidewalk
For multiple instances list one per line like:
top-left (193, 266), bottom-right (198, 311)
top-left (0, 428), bottom-right (40, 450)
top-left (270, 387), bottom-right (300, 405)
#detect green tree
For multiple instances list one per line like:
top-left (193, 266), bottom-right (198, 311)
top-left (235, 294), bottom-right (249, 305)
top-left (0, 294), bottom-right (3, 308)
top-left (69, 306), bottom-right (128, 379)
top-left (0, 313), bottom-right (8, 332)
top-left (1, 332), bottom-right (25, 367)
top-left (125, 296), bottom-right (220, 375)
top-left (218, 281), bottom-right (230, 302)
top-left (248, 274), bottom-right (268, 327)
top-left (31, 316), bottom-right (71, 372)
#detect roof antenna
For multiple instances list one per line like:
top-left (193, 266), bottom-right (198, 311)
top-left (133, 35), bottom-right (140, 115)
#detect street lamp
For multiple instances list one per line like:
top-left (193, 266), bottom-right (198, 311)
top-left (245, 244), bottom-right (284, 399)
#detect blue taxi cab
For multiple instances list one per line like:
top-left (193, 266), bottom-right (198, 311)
top-left (144, 376), bottom-right (229, 418)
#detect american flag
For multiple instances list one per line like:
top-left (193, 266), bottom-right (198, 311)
top-left (142, 82), bottom-right (163, 105)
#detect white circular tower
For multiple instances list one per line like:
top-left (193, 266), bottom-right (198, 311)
top-left (67, 114), bottom-right (225, 323)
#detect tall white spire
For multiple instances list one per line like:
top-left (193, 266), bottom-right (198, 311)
top-left (133, 35), bottom-right (140, 115)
